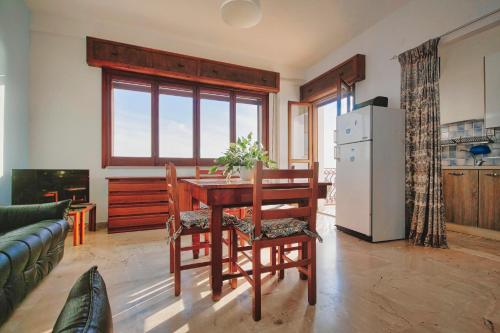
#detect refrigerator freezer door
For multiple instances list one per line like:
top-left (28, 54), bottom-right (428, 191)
top-left (336, 141), bottom-right (371, 236)
top-left (336, 106), bottom-right (372, 145)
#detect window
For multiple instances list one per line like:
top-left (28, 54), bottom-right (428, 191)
top-left (102, 70), bottom-right (268, 167)
top-left (236, 95), bottom-right (262, 140)
top-left (200, 90), bottom-right (230, 159)
top-left (112, 80), bottom-right (152, 158)
top-left (159, 85), bottom-right (194, 158)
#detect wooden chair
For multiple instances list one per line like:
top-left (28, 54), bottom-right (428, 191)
top-left (193, 166), bottom-right (246, 257)
top-left (231, 161), bottom-right (320, 321)
top-left (166, 163), bottom-right (236, 296)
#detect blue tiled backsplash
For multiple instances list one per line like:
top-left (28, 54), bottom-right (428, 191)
top-left (441, 120), bottom-right (500, 166)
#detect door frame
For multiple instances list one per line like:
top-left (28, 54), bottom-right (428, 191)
top-left (288, 101), bottom-right (313, 167)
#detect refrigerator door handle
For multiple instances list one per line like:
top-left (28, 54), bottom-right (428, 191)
top-left (334, 145), bottom-right (340, 161)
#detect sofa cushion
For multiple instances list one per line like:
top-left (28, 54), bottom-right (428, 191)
top-left (0, 200), bottom-right (71, 233)
top-left (53, 266), bottom-right (113, 333)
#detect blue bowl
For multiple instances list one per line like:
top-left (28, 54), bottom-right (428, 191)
top-left (470, 145), bottom-right (491, 155)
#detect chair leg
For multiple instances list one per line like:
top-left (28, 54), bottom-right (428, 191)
top-left (252, 244), bottom-right (262, 321)
top-left (278, 245), bottom-right (285, 280)
top-left (307, 240), bottom-right (316, 305)
top-left (270, 247), bottom-right (276, 276)
top-left (192, 234), bottom-right (200, 259)
top-left (299, 241), bottom-right (308, 280)
top-left (174, 237), bottom-right (181, 296)
top-left (230, 229), bottom-right (238, 289)
top-left (204, 232), bottom-right (210, 256)
top-left (169, 241), bottom-right (174, 274)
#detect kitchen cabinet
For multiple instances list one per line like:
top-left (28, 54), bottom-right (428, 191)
top-left (479, 170), bottom-right (500, 230)
top-left (443, 169), bottom-right (478, 227)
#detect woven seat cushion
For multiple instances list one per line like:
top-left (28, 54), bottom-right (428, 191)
top-left (179, 210), bottom-right (237, 229)
top-left (234, 217), bottom-right (309, 239)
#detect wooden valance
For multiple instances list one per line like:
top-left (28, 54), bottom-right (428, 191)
top-left (300, 54), bottom-right (365, 102)
top-left (86, 37), bottom-right (280, 93)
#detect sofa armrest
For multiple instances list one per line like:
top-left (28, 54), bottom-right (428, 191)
top-left (53, 266), bottom-right (113, 333)
top-left (0, 200), bottom-right (71, 233)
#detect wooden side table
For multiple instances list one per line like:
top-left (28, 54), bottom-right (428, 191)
top-left (68, 203), bottom-right (97, 246)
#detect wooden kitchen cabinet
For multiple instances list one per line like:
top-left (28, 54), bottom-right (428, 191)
top-left (443, 169), bottom-right (478, 227)
top-left (479, 170), bottom-right (500, 231)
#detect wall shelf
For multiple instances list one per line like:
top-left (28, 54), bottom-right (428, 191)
top-left (441, 135), bottom-right (495, 146)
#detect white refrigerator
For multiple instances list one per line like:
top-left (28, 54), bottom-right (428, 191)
top-left (335, 105), bottom-right (405, 242)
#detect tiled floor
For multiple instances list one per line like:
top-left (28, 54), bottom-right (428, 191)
top-left (1, 216), bottom-right (499, 333)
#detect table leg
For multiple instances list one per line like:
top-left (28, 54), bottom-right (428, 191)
top-left (89, 206), bottom-right (96, 231)
top-left (210, 205), bottom-right (223, 301)
top-left (72, 213), bottom-right (78, 246)
top-left (73, 212), bottom-right (80, 246)
top-left (80, 211), bottom-right (86, 245)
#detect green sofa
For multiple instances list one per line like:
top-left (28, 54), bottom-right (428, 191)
top-left (0, 200), bottom-right (71, 326)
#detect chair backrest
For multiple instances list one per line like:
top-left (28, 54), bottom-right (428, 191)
top-left (195, 166), bottom-right (225, 179)
top-left (252, 161), bottom-right (319, 237)
top-left (166, 163), bottom-right (181, 230)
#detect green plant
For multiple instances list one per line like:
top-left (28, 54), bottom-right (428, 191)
top-left (209, 133), bottom-right (277, 178)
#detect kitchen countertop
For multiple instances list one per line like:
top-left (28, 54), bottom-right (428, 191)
top-left (443, 165), bottom-right (500, 170)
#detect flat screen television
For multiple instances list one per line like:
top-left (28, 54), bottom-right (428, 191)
top-left (12, 169), bottom-right (89, 205)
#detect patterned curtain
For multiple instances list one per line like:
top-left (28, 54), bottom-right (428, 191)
top-left (399, 38), bottom-right (448, 248)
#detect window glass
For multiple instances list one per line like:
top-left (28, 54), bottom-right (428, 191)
top-left (236, 95), bottom-right (261, 141)
top-left (200, 90), bottom-right (230, 158)
top-left (112, 80), bottom-right (151, 157)
top-left (159, 86), bottom-right (193, 158)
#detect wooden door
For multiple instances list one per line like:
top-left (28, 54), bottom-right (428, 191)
top-left (288, 101), bottom-right (313, 168)
top-left (478, 169), bottom-right (500, 230)
top-left (443, 169), bottom-right (478, 226)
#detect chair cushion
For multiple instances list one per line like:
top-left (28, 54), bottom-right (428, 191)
top-left (52, 266), bottom-right (113, 333)
top-left (179, 210), bottom-right (237, 229)
top-left (234, 217), bottom-right (309, 239)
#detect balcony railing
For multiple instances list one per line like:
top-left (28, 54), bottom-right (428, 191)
top-left (322, 168), bottom-right (336, 205)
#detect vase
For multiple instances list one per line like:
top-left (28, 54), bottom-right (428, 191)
top-left (239, 166), bottom-right (253, 181)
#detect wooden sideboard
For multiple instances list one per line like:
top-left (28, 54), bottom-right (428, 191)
top-left (106, 177), bottom-right (192, 233)
top-left (443, 168), bottom-right (500, 231)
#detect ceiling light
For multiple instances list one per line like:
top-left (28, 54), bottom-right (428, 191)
top-left (220, 0), bottom-right (262, 28)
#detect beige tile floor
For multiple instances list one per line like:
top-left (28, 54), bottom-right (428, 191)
top-left (1, 215), bottom-right (500, 333)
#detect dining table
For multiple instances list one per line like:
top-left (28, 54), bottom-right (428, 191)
top-left (180, 178), bottom-right (329, 301)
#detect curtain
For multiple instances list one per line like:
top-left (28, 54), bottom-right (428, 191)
top-left (399, 38), bottom-right (448, 248)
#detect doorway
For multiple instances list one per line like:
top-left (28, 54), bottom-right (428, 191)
top-left (288, 85), bottom-right (354, 218)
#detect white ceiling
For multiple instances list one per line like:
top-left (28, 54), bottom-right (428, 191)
top-left (26, 0), bottom-right (411, 71)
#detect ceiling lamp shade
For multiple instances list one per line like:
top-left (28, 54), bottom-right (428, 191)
top-left (220, 0), bottom-right (262, 28)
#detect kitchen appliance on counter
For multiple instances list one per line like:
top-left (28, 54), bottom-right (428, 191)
top-left (335, 105), bottom-right (405, 242)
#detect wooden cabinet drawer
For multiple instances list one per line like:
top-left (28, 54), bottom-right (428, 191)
top-left (443, 169), bottom-right (478, 226)
top-left (108, 214), bottom-right (167, 232)
top-left (108, 203), bottom-right (168, 217)
top-left (478, 170), bottom-right (500, 230)
top-left (199, 60), bottom-right (278, 89)
top-left (109, 181), bottom-right (165, 192)
top-left (108, 193), bottom-right (168, 204)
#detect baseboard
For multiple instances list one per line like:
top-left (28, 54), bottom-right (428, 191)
top-left (447, 223), bottom-right (500, 241)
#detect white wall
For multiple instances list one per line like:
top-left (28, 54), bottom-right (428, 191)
top-left (28, 12), bottom-right (304, 222)
top-left (0, 0), bottom-right (30, 204)
top-left (440, 23), bottom-right (500, 124)
top-left (305, 0), bottom-right (500, 110)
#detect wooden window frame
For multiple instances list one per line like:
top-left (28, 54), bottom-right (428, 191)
top-left (102, 69), bottom-right (269, 168)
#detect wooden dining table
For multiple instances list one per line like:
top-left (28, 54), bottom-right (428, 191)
top-left (180, 178), bottom-right (329, 301)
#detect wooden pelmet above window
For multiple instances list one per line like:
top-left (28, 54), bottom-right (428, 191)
top-left (87, 37), bottom-right (280, 93)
